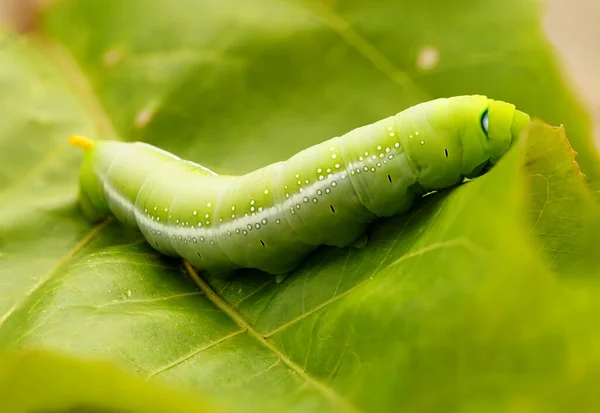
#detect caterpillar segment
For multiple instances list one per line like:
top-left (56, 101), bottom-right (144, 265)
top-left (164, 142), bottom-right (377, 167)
top-left (70, 95), bottom-right (531, 276)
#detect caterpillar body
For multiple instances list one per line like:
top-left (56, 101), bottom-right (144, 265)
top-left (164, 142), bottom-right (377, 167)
top-left (71, 95), bottom-right (530, 276)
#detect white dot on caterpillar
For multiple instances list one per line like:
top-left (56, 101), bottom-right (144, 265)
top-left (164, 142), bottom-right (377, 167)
top-left (231, 206), bottom-right (235, 211)
top-left (219, 218), bottom-right (223, 222)
top-left (154, 206), bottom-right (157, 211)
top-left (164, 208), bottom-right (168, 212)
top-left (341, 173), bottom-right (347, 179)
top-left (415, 131), bottom-right (419, 135)
top-left (319, 175), bottom-right (324, 180)
top-left (205, 213), bottom-right (209, 218)
top-left (207, 202), bottom-right (211, 207)
top-left (325, 188), bottom-right (331, 194)
top-left (255, 223), bottom-right (261, 229)
top-left (363, 166), bottom-right (369, 171)
top-left (317, 168), bottom-right (322, 173)
top-left (258, 207), bottom-right (263, 212)
top-left (296, 204), bottom-right (301, 209)
top-left (264, 189), bottom-right (269, 195)
top-left (317, 189), bottom-right (323, 195)
top-left (388, 126), bottom-right (393, 130)
top-left (305, 179), bottom-right (309, 184)
top-left (331, 154), bottom-right (337, 159)
top-left (176, 219), bottom-right (179, 224)
top-left (211, 240), bottom-right (215, 245)
top-left (331, 181), bottom-right (337, 187)
top-left (364, 152), bottom-right (369, 156)
top-left (144, 208), bottom-right (147, 213)
top-left (206, 220), bottom-right (210, 225)
top-left (303, 197), bottom-right (309, 203)
top-left (290, 207), bottom-right (295, 214)
top-left (351, 170), bottom-right (355, 175)
top-left (329, 146), bottom-right (335, 151)
top-left (335, 163), bottom-right (340, 169)
top-left (151, 216), bottom-right (155, 221)
top-left (388, 154), bottom-right (394, 159)
top-left (359, 156), bottom-right (363, 161)
top-left (235, 229), bottom-right (240, 234)
top-left (227, 231), bottom-right (231, 236)
top-left (193, 210), bottom-right (197, 216)
top-left (390, 132), bottom-right (395, 137)
top-left (371, 155), bottom-right (376, 160)
top-left (197, 222), bottom-right (202, 227)
top-left (299, 187), bottom-right (304, 193)
top-left (410, 135), bottom-right (413, 138)
top-left (395, 143), bottom-right (400, 148)
top-left (284, 185), bottom-right (288, 190)
top-left (232, 214), bottom-right (236, 218)
top-left (156, 217), bottom-right (160, 221)
top-left (251, 207), bottom-right (255, 212)
top-left (326, 168), bottom-right (331, 173)
top-left (377, 145), bottom-right (382, 150)
top-left (371, 167), bottom-right (376, 172)
top-left (383, 160), bottom-right (388, 164)
top-left (285, 193), bottom-right (290, 198)
top-left (420, 140), bottom-right (425, 145)
top-left (243, 229), bottom-right (248, 235)
top-left (276, 219), bottom-right (281, 224)
top-left (297, 180), bottom-right (302, 185)
top-left (386, 147), bottom-right (391, 153)
top-left (313, 198), bottom-right (318, 203)
top-left (261, 218), bottom-right (267, 224)
top-left (247, 224), bottom-right (252, 230)
top-left (250, 200), bottom-right (255, 205)
top-left (379, 153), bottom-right (385, 158)
top-left (377, 162), bottom-right (382, 167)
top-left (178, 236), bottom-right (182, 240)
top-left (356, 168), bottom-right (361, 174)
top-left (192, 237), bottom-right (197, 243)
top-left (295, 173), bottom-right (300, 178)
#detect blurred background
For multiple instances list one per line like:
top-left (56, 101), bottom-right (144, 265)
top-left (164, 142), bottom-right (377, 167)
top-left (1, 0), bottom-right (599, 147)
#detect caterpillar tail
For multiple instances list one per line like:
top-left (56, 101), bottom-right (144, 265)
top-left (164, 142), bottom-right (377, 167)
top-left (68, 135), bottom-right (108, 222)
top-left (69, 135), bottom-right (95, 151)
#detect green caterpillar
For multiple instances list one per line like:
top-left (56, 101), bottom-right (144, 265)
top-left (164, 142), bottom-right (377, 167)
top-left (71, 95), bottom-right (530, 276)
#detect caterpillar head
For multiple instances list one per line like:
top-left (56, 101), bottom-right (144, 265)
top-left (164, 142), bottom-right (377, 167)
top-left (483, 99), bottom-right (530, 165)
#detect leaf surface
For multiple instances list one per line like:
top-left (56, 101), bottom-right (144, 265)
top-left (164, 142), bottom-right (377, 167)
top-left (1, 1), bottom-right (600, 412)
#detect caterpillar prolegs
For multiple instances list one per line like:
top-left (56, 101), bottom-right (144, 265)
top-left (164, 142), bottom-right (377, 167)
top-left (71, 95), bottom-right (530, 276)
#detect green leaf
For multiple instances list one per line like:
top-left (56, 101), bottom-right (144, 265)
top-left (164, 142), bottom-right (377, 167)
top-left (0, 349), bottom-right (225, 413)
top-left (2, 0), bottom-right (600, 412)
top-left (522, 121), bottom-right (600, 276)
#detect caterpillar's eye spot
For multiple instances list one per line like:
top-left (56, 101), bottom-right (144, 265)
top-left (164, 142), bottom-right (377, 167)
top-left (481, 109), bottom-right (489, 136)
top-left (444, 148), bottom-right (449, 158)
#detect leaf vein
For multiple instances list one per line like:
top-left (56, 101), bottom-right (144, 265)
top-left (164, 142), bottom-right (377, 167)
top-left (184, 262), bottom-right (361, 413)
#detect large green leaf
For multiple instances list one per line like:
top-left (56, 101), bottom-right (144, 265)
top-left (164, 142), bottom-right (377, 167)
top-left (2, 0), bottom-right (600, 412)
top-left (0, 349), bottom-right (225, 413)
